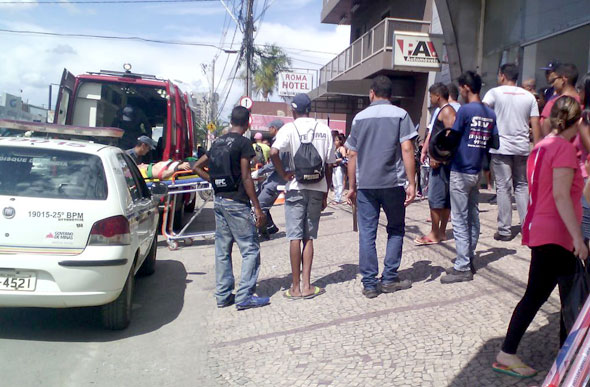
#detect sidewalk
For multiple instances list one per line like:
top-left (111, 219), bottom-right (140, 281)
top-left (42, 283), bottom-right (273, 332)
top-left (185, 190), bottom-right (559, 387)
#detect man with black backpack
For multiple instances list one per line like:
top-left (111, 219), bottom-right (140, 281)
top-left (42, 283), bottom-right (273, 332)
top-left (270, 93), bottom-right (336, 300)
top-left (192, 106), bottom-right (270, 311)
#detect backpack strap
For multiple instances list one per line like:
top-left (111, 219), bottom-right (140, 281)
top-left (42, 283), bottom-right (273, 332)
top-left (293, 121), bottom-right (319, 144)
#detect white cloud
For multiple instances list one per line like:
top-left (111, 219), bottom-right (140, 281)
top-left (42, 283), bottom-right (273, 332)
top-left (0, 17), bottom-right (350, 118)
top-left (0, 0), bottom-right (38, 11)
top-left (145, 3), bottom-right (225, 16)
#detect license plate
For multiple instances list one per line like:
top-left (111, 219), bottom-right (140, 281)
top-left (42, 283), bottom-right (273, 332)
top-left (0, 271), bottom-right (37, 292)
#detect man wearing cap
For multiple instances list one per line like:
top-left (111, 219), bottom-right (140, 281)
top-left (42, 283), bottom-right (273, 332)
top-left (270, 94), bottom-right (335, 299)
top-left (345, 75), bottom-right (417, 299)
top-left (253, 119), bottom-right (287, 238)
top-left (541, 60), bottom-right (560, 103)
top-left (126, 135), bottom-right (156, 164)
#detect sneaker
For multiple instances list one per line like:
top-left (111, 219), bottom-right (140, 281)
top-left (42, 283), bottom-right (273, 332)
top-left (362, 287), bottom-right (379, 299)
top-left (236, 295), bottom-right (270, 311)
top-left (380, 279), bottom-right (412, 293)
top-left (493, 232), bottom-right (511, 242)
top-left (217, 294), bottom-right (235, 308)
top-left (266, 224), bottom-right (279, 235)
top-left (441, 268), bottom-right (474, 284)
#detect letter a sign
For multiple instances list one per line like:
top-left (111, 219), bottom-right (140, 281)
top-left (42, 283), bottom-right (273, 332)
top-left (393, 31), bottom-right (444, 71)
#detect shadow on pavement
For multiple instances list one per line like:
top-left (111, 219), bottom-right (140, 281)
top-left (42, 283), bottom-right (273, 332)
top-left (449, 312), bottom-right (560, 387)
top-left (475, 247), bottom-right (517, 272)
top-left (313, 263), bottom-right (359, 288)
top-left (0, 259), bottom-right (187, 342)
top-left (399, 260), bottom-right (445, 283)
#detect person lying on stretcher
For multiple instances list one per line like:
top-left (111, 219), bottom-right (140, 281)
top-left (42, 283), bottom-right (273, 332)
top-left (138, 160), bottom-right (193, 180)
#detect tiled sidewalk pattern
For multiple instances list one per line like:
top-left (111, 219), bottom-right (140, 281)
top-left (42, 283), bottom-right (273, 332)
top-left (186, 191), bottom-right (562, 387)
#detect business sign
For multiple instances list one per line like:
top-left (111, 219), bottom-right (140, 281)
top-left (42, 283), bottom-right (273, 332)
top-left (278, 72), bottom-right (313, 97)
top-left (393, 32), bottom-right (444, 71)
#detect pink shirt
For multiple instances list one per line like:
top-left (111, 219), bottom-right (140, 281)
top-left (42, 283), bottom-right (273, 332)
top-left (541, 95), bottom-right (587, 178)
top-left (522, 135), bottom-right (584, 251)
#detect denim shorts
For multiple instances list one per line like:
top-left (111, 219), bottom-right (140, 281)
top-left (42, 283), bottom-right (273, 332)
top-left (284, 189), bottom-right (324, 240)
top-left (428, 164), bottom-right (451, 209)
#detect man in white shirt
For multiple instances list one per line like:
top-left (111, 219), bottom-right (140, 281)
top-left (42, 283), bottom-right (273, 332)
top-left (482, 63), bottom-right (541, 241)
top-left (270, 93), bottom-right (335, 300)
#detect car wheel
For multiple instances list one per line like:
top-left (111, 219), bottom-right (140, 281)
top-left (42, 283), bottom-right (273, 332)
top-left (101, 262), bottom-right (135, 330)
top-left (138, 234), bottom-right (157, 276)
top-left (185, 196), bottom-right (196, 213)
top-left (173, 205), bottom-right (184, 231)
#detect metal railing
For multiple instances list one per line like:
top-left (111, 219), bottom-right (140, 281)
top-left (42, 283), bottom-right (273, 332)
top-left (317, 18), bottom-right (431, 86)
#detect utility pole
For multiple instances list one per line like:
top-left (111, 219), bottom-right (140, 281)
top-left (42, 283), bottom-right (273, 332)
top-left (243, 0), bottom-right (255, 98)
top-left (209, 58), bottom-right (216, 125)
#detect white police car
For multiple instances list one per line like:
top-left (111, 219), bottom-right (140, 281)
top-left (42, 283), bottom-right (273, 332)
top-left (0, 134), bottom-right (166, 329)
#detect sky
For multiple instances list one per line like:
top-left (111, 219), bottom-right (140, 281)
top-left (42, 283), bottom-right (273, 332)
top-left (0, 0), bottom-right (351, 116)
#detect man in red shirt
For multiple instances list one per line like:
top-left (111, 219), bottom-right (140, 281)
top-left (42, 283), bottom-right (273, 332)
top-left (540, 63), bottom-right (580, 136)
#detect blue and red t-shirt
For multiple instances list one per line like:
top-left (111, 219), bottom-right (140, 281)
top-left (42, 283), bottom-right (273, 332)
top-left (450, 102), bottom-right (498, 174)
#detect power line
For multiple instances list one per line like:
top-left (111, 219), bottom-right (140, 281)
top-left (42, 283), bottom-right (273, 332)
top-left (0, 28), bottom-right (224, 49)
top-left (0, 0), bottom-right (217, 3)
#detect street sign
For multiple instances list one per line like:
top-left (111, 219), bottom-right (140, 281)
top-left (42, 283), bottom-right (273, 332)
top-left (207, 122), bottom-right (216, 132)
top-left (278, 72), bottom-right (313, 97)
top-left (239, 96), bottom-right (253, 110)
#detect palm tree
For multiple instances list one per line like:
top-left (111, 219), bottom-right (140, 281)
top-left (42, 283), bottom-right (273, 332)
top-left (251, 45), bottom-right (291, 100)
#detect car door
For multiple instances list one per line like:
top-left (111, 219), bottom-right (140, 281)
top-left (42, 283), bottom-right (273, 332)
top-left (115, 153), bottom-right (153, 258)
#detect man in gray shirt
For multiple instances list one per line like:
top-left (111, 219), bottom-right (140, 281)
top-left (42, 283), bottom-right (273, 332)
top-left (346, 75), bottom-right (417, 299)
top-left (482, 63), bottom-right (540, 241)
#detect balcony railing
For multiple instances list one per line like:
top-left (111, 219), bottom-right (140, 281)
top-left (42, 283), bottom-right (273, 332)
top-left (317, 18), bottom-right (431, 86)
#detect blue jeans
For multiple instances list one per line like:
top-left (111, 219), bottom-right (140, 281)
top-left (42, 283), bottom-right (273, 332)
top-left (214, 197), bottom-right (261, 305)
top-left (449, 171), bottom-right (480, 271)
top-left (357, 187), bottom-right (406, 289)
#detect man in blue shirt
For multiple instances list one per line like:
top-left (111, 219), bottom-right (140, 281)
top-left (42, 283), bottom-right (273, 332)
top-left (346, 76), bottom-right (417, 298)
top-left (441, 71), bottom-right (500, 284)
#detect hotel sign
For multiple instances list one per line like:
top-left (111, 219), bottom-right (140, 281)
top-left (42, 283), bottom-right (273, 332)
top-left (278, 72), bottom-right (314, 97)
top-left (393, 32), bottom-right (444, 71)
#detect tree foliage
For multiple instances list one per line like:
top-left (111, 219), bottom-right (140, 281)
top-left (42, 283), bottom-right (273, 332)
top-left (250, 44), bottom-right (291, 100)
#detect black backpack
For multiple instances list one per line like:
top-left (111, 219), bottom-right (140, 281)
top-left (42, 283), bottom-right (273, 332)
top-left (293, 122), bottom-right (324, 184)
top-left (208, 137), bottom-right (240, 193)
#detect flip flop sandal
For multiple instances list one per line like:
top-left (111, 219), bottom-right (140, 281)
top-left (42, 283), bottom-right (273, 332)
top-left (414, 236), bottom-right (439, 246)
top-left (283, 289), bottom-right (302, 300)
top-left (491, 362), bottom-right (537, 378)
top-left (302, 286), bottom-right (326, 300)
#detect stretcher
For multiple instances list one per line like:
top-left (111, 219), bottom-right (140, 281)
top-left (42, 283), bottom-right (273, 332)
top-left (146, 170), bottom-right (214, 250)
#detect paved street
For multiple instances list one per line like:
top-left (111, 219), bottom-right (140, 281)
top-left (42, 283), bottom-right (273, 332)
top-left (0, 190), bottom-right (561, 387)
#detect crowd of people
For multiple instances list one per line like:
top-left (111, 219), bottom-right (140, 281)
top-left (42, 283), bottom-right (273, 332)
top-left (190, 61), bottom-right (590, 379)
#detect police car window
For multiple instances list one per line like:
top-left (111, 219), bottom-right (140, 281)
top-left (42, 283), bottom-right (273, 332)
top-left (121, 153), bottom-right (151, 199)
top-left (116, 153), bottom-right (142, 202)
top-left (0, 146), bottom-right (108, 200)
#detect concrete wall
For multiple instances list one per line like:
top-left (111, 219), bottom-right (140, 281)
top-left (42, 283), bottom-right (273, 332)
top-left (436, 0), bottom-right (590, 95)
top-left (350, 0), bottom-right (431, 41)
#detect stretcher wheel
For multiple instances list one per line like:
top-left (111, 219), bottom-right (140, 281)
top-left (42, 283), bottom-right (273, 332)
top-left (183, 238), bottom-right (193, 247)
top-left (168, 241), bottom-right (179, 251)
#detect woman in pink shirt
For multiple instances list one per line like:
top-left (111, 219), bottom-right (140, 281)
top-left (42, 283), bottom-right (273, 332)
top-left (493, 96), bottom-right (588, 378)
